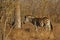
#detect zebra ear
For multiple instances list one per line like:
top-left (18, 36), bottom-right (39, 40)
top-left (24, 16), bottom-right (26, 20)
top-left (24, 16), bottom-right (26, 19)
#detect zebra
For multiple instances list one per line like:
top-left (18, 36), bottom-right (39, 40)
top-left (23, 15), bottom-right (53, 31)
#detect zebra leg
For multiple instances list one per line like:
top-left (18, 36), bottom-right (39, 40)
top-left (34, 21), bottom-right (38, 31)
top-left (48, 25), bottom-right (51, 31)
top-left (35, 26), bottom-right (38, 31)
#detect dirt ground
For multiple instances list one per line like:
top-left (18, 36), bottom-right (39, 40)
top-left (4, 22), bottom-right (60, 40)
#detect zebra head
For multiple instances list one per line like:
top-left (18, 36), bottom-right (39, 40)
top-left (23, 15), bottom-right (35, 24)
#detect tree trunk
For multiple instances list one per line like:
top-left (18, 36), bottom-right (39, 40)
top-left (15, 0), bottom-right (21, 28)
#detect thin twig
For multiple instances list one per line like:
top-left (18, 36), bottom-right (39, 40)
top-left (5, 25), bottom-right (14, 40)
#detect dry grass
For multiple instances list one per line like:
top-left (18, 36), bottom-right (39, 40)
top-left (5, 22), bottom-right (55, 40)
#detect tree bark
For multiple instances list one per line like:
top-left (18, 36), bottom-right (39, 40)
top-left (15, 0), bottom-right (21, 28)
